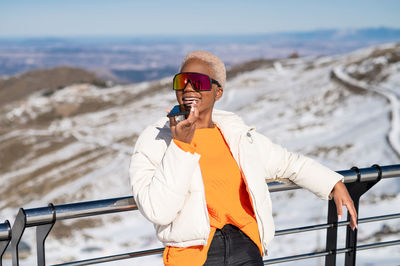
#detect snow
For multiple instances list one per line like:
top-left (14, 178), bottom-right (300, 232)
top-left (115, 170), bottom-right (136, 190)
top-left (1, 43), bottom-right (400, 266)
top-left (333, 63), bottom-right (400, 157)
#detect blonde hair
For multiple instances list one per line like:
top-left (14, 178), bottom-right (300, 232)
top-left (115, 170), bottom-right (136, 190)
top-left (180, 51), bottom-right (226, 88)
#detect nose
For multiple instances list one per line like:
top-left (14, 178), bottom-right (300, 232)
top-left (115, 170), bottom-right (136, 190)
top-left (183, 80), bottom-right (196, 92)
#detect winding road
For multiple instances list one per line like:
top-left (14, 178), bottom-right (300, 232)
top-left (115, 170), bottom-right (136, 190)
top-left (332, 66), bottom-right (400, 158)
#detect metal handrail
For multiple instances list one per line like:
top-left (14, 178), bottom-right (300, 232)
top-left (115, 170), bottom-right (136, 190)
top-left (55, 239), bottom-right (400, 266)
top-left (54, 248), bottom-right (165, 266)
top-left (49, 212), bottom-right (400, 266)
top-left (0, 220), bottom-right (11, 263)
top-left (2, 164), bottom-right (400, 266)
top-left (263, 239), bottom-right (400, 265)
top-left (0, 221), bottom-right (11, 241)
top-left (24, 197), bottom-right (136, 227)
top-left (275, 212), bottom-right (400, 236)
top-left (267, 164), bottom-right (399, 192)
top-left (16, 164), bottom-right (400, 225)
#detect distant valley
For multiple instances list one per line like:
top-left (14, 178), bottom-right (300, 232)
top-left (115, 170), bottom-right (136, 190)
top-left (0, 42), bottom-right (399, 265)
top-left (1, 27), bottom-right (399, 83)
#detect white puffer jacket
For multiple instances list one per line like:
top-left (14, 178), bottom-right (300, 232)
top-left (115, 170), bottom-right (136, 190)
top-left (129, 109), bottom-right (343, 254)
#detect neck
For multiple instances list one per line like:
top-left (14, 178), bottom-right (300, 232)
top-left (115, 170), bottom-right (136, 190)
top-left (196, 110), bottom-right (214, 129)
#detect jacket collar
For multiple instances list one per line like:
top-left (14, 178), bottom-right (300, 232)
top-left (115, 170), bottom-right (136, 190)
top-left (212, 109), bottom-right (255, 153)
top-left (212, 109), bottom-right (254, 134)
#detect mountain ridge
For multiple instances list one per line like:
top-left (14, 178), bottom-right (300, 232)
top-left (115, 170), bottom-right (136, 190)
top-left (0, 66), bottom-right (106, 106)
top-left (1, 42), bottom-right (399, 265)
top-left (1, 27), bottom-right (399, 83)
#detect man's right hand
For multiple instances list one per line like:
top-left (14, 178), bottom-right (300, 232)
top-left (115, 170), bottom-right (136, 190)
top-left (169, 104), bottom-right (199, 144)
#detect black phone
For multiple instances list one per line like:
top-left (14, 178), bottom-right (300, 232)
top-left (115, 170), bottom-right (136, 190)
top-left (167, 104), bottom-right (190, 118)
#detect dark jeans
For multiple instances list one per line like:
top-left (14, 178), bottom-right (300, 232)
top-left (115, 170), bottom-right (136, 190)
top-left (204, 224), bottom-right (264, 266)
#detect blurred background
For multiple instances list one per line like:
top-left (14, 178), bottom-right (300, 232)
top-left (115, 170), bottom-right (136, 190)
top-left (1, 0), bottom-right (399, 265)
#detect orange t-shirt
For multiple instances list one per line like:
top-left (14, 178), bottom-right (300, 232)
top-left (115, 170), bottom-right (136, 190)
top-left (163, 126), bottom-right (262, 266)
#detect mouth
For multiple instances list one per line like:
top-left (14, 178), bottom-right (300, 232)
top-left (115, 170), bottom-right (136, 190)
top-left (182, 97), bottom-right (200, 107)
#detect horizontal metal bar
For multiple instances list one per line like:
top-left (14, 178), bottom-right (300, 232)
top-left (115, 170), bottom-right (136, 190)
top-left (379, 164), bottom-right (400, 178)
top-left (268, 164), bottom-right (400, 192)
top-left (54, 239), bottom-right (400, 266)
top-left (355, 239), bottom-right (400, 251)
top-left (275, 222), bottom-right (331, 236)
top-left (263, 250), bottom-right (331, 264)
top-left (263, 239), bottom-right (400, 265)
top-left (275, 212), bottom-right (400, 236)
top-left (334, 239), bottom-right (400, 254)
top-left (267, 182), bottom-right (300, 192)
top-left (340, 164), bottom-right (400, 182)
top-left (55, 240), bottom-right (398, 266)
top-left (0, 221), bottom-right (11, 240)
top-left (54, 196), bottom-right (136, 220)
top-left (25, 206), bottom-right (54, 226)
top-left (12, 165), bottom-right (400, 231)
top-left (52, 247), bottom-right (164, 266)
top-left (50, 238), bottom-right (400, 265)
top-left (24, 197), bottom-right (137, 226)
top-left (358, 213), bottom-right (400, 224)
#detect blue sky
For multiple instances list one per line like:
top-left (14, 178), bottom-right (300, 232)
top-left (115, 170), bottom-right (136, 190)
top-left (1, 0), bottom-right (399, 37)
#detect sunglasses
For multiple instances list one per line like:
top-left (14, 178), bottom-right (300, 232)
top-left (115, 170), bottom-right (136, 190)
top-left (173, 72), bottom-right (222, 91)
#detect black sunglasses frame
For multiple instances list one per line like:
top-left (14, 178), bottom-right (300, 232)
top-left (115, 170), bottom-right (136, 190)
top-left (173, 72), bottom-right (222, 91)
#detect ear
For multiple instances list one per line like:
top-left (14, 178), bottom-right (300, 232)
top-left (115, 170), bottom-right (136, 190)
top-left (215, 86), bottom-right (223, 101)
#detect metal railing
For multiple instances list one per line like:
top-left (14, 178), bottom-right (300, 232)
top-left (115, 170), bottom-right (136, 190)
top-left (1, 164), bottom-right (399, 266)
top-left (0, 220), bottom-right (11, 266)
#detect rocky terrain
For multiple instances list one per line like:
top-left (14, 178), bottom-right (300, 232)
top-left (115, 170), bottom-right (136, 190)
top-left (0, 66), bottom-right (107, 106)
top-left (0, 43), bottom-right (399, 265)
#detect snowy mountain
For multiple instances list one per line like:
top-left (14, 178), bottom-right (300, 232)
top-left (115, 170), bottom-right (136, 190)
top-left (1, 43), bottom-right (399, 265)
top-left (1, 27), bottom-right (400, 82)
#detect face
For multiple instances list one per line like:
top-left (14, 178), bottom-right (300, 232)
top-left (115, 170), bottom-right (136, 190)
top-left (175, 59), bottom-right (223, 116)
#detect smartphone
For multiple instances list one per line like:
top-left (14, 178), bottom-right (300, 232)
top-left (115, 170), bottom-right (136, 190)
top-left (167, 104), bottom-right (190, 118)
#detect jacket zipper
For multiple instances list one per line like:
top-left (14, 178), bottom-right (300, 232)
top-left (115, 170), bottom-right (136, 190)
top-left (199, 168), bottom-right (211, 245)
top-left (237, 129), bottom-right (267, 256)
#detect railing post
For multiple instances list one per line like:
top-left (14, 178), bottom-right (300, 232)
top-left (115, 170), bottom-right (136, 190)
top-left (0, 220), bottom-right (12, 266)
top-left (325, 200), bottom-right (339, 266)
top-left (11, 209), bottom-right (27, 266)
top-left (343, 165), bottom-right (382, 266)
top-left (36, 203), bottom-right (56, 266)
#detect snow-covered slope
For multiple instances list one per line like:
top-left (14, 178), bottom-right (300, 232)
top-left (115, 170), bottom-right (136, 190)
top-left (1, 43), bottom-right (399, 265)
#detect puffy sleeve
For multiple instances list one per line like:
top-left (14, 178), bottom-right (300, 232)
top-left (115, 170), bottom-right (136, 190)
top-left (254, 131), bottom-right (343, 200)
top-left (129, 127), bottom-right (201, 225)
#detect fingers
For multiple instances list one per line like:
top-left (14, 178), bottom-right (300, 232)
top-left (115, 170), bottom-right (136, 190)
top-left (334, 193), bottom-right (358, 231)
top-left (169, 103), bottom-right (197, 144)
top-left (193, 102), bottom-right (199, 118)
top-left (344, 201), bottom-right (358, 231)
top-left (186, 102), bottom-right (199, 124)
top-left (169, 115), bottom-right (177, 132)
top-left (335, 198), bottom-right (343, 220)
top-left (168, 102), bottom-right (198, 143)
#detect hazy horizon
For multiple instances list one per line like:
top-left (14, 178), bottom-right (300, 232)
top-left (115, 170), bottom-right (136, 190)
top-left (0, 26), bottom-right (399, 39)
top-left (1, 0), bottom-right (399, 37)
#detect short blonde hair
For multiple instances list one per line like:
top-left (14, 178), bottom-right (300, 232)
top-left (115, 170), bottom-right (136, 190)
top-left (180, 51), bottom-right (226, 88)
